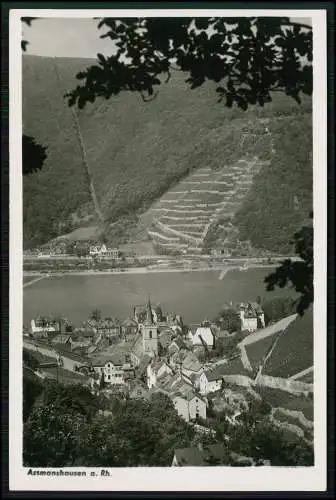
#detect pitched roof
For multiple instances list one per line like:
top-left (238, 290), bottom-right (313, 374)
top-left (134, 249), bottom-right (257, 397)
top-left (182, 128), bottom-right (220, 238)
top-left (56, 349), bottom-right (89, 364)
top-left (204, 357), bottom-right (249, 381)
top-left (73, 328), bottom-right (96, 338)
top-left (137, 354), bottom-right (152, 376)
top-left (159, 331), bottom-right (174, 349)
top-left (182, 354), bottom-right (203, 373)
top-left (90, 353), bottom-right (125, 367)
top-left (174, 444), bottom-right (269, 466)
top-left (122, 317), bottom-right (138, 327)
top-left (171, 337), bottom-right (185, 349)
top-left (51, 335), bottom-right (72, 344)
top-left (131, 333), bottom-right (143, 359)
top-left (174, 444), bottom-right (228, 466)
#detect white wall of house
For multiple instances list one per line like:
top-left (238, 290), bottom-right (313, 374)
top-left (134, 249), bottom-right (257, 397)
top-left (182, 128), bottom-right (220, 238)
top-left (199, 372), bottom-right (222, 395)
top-left (31, 319), bottom-right (59, 334)
top-left (93, 362), bottom-right (125, 385)
top-left (172, 395), bottom-right (207, 422)
top-left (189, 327), bottom-right (215, 347)
top-left (241, 316), bottom-right (258, 332)
top-left (147, 362), bottom-right (172, 389)
top-left (189, 396), bottom-right (207, 420)
top-left (181, 367), bottom-right (203, 388)
top-left (173, 396), bottom-right (190, 421)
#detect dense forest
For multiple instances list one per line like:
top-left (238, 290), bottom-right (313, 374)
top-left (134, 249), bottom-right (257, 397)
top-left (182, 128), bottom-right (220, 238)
top-left (23, 55), bottom-right (312, 251)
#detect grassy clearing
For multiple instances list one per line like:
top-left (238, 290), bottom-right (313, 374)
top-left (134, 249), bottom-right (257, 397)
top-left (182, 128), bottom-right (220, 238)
top-left (245, 333), bottom-right (279, 370)
top-left (263, 309), bottom-right (313, 378)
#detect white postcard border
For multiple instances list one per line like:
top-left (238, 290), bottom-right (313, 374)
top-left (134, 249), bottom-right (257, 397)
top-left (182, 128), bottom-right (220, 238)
top-left (9, 8), bottom-right (327, 492)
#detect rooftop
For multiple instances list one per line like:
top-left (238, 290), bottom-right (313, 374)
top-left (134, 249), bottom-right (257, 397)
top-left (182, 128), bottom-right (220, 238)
top-left (204, 357), bottom-right (250, 381)
top-left (90, 353), bottom-right (125, 367)
top-left (50, 335), bottom-right (72, 345)
top-left (174, 444), bottom-right (271, 466)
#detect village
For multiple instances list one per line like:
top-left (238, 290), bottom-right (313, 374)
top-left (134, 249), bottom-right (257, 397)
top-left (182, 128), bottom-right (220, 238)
top-left (23, 296), bottom-right (314, 465)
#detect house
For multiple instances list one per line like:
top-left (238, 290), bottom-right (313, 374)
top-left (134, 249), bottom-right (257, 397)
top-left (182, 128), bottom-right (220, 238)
top-left (153, 371), bottom-right (207, 423)
top-left (172, 444), bottom-right (271, 466)
top-left (168, 337), bottom-right (185, 355)
top-left (30, 317), bottom-right (60, 338)
top-left (172, 391), bottom-right (207, 422)
top-left (200, 366), bottom-right (226, 395)
top-left (71, 328), bottom-right (96, 348)
top-left (134, 303), bottom-right (163, 324)
top-left (121, 318), bottom-right (138, 340)
top-left (158, 329), bottom-right (175, 352)
top-left (147, 359), bottom-right (173, 389)
top-left (173, 352), bottom-right (205, 388)
top-left (89, 244), bottom-right (106, 256)
top-left (201, 356), bottom-right (254, 394)
top-left (239, 302), bottom-right (265, 332)
top-left (188, 322), bottom-right (216, 349)
top-left (91, 354), bottom-right (134, 385)
top-left (89, 244), bottom-right (120, 259)
top-left (165, 312), bottom-right (183, 328)
top-left (86, 318), bottom-right (121, 339)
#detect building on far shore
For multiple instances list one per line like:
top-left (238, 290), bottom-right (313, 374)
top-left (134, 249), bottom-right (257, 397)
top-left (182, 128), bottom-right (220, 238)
top-left (89, 244), bottom-right (120, 259)
top-left (30, 317), bottom-right (60, 339)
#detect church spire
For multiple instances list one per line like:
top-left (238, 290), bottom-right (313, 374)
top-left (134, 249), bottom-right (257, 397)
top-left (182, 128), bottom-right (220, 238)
top-left (146, 294), bottom-right (154, 324)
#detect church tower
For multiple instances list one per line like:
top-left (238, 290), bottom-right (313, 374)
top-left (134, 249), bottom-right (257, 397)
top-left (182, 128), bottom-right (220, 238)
top-left (142, 296), bottom-right (158, 356)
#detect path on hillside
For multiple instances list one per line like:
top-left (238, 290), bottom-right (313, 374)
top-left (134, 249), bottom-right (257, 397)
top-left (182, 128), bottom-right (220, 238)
top-left (289, 366), bottom-right (314, 381)
top-left (23, 275), bottom-right (48, 288)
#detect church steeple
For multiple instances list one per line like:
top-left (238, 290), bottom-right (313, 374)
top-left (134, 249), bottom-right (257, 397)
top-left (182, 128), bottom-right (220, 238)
top-left (142, 294), bottom-right (158, 356)
top-left (146, 295), bottom-right (154, 325)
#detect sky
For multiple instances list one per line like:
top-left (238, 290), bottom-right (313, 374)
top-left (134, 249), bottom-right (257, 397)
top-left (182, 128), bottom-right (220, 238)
top-left (22, 16), bottom-right (312, 59)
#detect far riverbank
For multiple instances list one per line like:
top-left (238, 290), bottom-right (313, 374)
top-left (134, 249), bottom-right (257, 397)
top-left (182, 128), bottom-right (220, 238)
top-left (23, 264), bottom-right (276, 278)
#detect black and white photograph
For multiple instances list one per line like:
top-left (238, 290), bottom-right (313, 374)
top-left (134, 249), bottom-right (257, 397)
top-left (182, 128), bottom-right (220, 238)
top-left (9, 7), bottom-right (327, 492)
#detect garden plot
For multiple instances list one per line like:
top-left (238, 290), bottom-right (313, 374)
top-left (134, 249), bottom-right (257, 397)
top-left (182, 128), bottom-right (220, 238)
top-left (148, 158), bottom-right (266, 253)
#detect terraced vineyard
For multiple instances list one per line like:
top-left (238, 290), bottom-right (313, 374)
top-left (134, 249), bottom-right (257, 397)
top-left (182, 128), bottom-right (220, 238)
top-left (147, 157), bottom-right (268, 254)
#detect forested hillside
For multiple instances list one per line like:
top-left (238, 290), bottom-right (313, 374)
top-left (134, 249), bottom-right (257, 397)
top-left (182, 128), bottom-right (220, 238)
top-left (23, 55), bottom-right (312, 251)
top-left (234, 114), bottom-right (312, 253)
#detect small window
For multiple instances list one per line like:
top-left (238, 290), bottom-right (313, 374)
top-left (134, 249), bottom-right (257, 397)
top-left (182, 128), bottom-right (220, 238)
top-left (149, 330), bottom-right (152, 339)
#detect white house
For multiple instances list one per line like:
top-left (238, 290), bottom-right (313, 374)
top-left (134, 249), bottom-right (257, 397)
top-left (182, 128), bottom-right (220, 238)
top-left (91, 354), bottom-right (134, 385)
top-left (172, 393), bottom-right (207, 422)
top-left (200, 368), bottom-right (224, 395)
top-left (89, 244), bottom-right (119, 259)
top-left (30, 317), bottom-right (60, 338)
top-left (239, 302), bottom-right (265, 332)
top-left (147, 359), bottom-right (173, 389)
top-left (188, 323), bottom-right (216, 349)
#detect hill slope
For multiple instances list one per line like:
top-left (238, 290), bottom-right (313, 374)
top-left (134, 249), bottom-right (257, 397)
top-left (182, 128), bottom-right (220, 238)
top-left (23, 55), bottom-right (312, 251)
